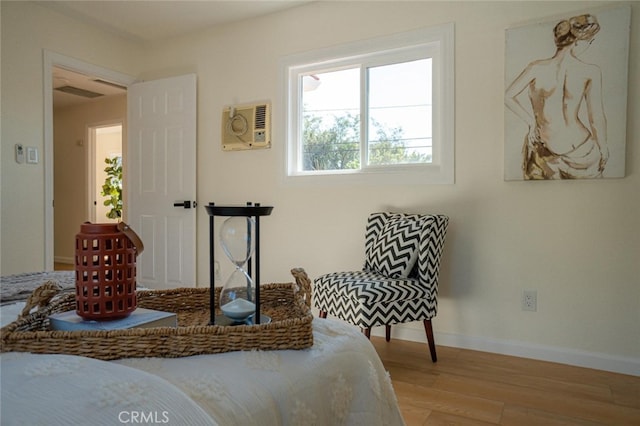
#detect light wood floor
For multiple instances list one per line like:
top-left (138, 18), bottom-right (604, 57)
top-left (54, 262), bottom-right (74, 271)
top-left (370, 337), bottom-right (640, 425)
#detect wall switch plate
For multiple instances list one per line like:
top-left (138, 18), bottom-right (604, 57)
top-left (15, 144), bottom-right (24, 163)
top-left (26, 146), bottom-right (39, 164)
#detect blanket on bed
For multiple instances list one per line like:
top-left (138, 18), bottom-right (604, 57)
top-left (0, 271), bottom-right (75, 305)
top-left (1, 301), bottom-right (405, 425)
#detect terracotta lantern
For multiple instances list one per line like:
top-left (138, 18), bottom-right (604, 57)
top-left (74, 222), bottom-right (144, 320)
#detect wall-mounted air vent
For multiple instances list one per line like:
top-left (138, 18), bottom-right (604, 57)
top-left (221, 103), bottom-right (271, 151)
top-left (255, 104), bottom-right (267, 130)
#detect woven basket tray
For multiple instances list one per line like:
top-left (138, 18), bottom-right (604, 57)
top-left (1, 269), bottom-right (313, 360)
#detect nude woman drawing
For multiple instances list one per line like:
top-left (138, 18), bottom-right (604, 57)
top-left (505, 14), bottom-right (608, 179)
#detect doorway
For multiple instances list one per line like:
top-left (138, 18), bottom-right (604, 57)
top-left (45, 50), bottom-right (135, 270)
top-left (89, 123), bottom-right (123, 223)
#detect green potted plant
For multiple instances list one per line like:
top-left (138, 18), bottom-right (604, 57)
top-left (101, 156), bottom-right (122, 220)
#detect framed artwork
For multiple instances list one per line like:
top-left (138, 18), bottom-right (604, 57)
top-left (504, 5), bottom-right (631, 180)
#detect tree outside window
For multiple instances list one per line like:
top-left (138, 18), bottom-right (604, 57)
top-left (301, 60), bottom-right (432, 172)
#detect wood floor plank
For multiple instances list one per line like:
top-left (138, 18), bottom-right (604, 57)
top-left (425, 411), bottom-right (497, 426)
top-left (392, 381), bottom-right (504, 424)
top-left (433, 374), bottom-right (640, 425)
top-left (397, 401), bottom-right (432, 426)
top-left (610, 381), bottom-right (640, 408)
top-left (54, 262), bottom-right (74, 271)
top-left (500, 405), bottom-right (603, 426)
top-left (454, 348), bottom-right (631, 389)
top-left (412, 353), bottom-right (614, 404)
top-left (371, 337), bottom-right (640, 426)
top-left (385, 361), bottom-right (439, 387)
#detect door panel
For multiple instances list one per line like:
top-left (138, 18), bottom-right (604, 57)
top-left (128, 74), bottom-right (197, 289)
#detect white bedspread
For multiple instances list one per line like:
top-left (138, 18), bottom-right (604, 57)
top-left (1, 352), bottom-right (216, 425)
top-left (1, 303), bottom-right (405, 425)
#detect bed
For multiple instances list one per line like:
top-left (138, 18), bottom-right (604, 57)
top-left (0, 272), bottom-right (405, 425)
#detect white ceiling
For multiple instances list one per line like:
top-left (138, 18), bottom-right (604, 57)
top-left (38, 0), bottom-right (311, 43)
top-left (44, 0), bottom-right (311, 108)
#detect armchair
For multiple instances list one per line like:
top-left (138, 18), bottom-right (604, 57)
top-left (313, 212), bottom-right (449, 362)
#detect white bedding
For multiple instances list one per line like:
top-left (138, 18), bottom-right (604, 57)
top-left (1, 351), bottom-right (216, 426)
top-left (1, 303), bottom-right (405, 425)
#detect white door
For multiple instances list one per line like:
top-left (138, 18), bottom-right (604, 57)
top-left (128, 74), bottom-right (197, 289)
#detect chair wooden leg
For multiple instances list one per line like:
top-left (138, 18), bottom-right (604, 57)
top-left (362, 328), bottom-right (371, 339)
top-left (319, 311), bottom-right (327, 319)
top-left (385, 325), bottom-right (391, 342)
top-left (423, 319), bottom-right (437, 362)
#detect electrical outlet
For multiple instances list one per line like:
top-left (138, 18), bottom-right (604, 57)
top-left (522, 290), bottom-right (537, 312)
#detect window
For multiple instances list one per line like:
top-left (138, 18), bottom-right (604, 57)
top-left (282, 23), bottom-right (454, 184)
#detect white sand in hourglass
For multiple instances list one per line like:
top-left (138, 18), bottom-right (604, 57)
top-left (221, 298), bottom-right (256, 321)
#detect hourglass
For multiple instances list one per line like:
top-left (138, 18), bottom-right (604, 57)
top-left (205, 202), bottom-right (274, 325)
top-left (219, 216), bottom-right (256, 323)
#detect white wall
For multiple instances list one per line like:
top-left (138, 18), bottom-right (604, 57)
top-left (1, 1), bottom-right (638, 374)
top-left (0, 1), bottom-right (142, 272)
top-left (139, 1), bottom-right (639, 374)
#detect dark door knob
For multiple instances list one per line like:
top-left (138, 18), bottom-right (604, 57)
top-left (173, 201), bottom-right (196, 209)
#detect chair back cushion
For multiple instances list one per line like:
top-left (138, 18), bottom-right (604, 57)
top-left (364, 216), bottom-right (422, 278)
top-left (364, 212), bottom-right (449, 293)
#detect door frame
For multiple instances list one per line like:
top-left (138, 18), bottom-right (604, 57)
top-left (43, 50), bottom-right (136, 270)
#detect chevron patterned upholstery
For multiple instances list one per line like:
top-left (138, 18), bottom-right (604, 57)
top-left (314, 212), bottom-right (449, 362)
top-left (365, 216), bottom-right (422, 278)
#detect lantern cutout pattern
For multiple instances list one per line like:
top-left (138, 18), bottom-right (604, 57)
top-left (219, 216), bottom-right (256, 323)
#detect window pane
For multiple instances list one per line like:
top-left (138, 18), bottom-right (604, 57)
top-left (367, 59), bottom-right (432, 165)
top-left (301, 68), bottom-right (360, 171)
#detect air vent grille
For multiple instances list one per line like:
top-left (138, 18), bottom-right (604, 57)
top-left (55, 86), bottom-right (104, 99)
top-left (255, 105), bottom-right (267, 130)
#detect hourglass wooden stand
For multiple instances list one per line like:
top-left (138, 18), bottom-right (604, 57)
top-left (205, 202), bottom-right (273, 325)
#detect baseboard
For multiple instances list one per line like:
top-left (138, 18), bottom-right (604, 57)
top-left (371, 324), bottom-right (640, 377)
top-left (54, 256), bottom-right (74, 265)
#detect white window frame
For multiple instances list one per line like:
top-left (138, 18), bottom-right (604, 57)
top-left (281, 23), bottom-right (455, 185)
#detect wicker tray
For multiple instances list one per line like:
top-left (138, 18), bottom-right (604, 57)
top-left (1, 269), bottom-right (313, 360)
